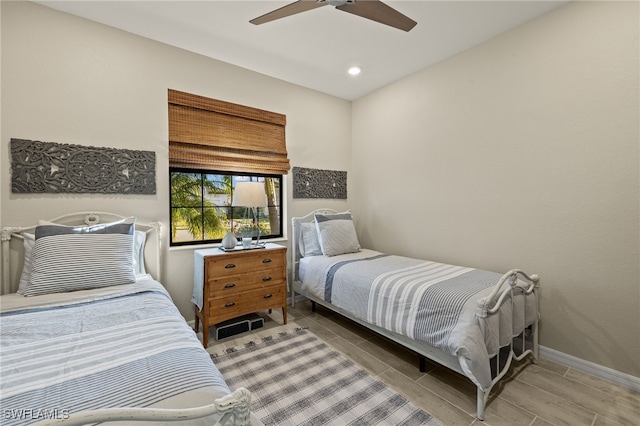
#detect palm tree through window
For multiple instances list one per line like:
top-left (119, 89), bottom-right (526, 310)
top-left (170, 169), bottom-right (282, 246)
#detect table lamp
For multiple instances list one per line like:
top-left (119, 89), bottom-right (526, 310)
top-left (232, 181), bottom-right (267, 247)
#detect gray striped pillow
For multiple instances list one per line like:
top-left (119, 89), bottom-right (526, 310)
top-left (315, 213), bottom-right (361, 256)
top-left (25, 218), bottom-right (136, 296)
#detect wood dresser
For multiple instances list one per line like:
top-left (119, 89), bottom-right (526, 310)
top-left (193, 243), bottom-right (287, 347)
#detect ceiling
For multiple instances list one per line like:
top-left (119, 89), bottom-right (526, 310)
top-left (35, 0), bottom-right (568, 101)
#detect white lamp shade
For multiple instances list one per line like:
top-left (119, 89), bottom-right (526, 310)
top-left (232, 182), bottom-right (267, 207)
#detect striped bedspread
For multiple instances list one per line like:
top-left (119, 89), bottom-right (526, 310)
top-left (299, 250), bottom-right (538, 390)
top-left (0, 279), bottom-right (231, 425)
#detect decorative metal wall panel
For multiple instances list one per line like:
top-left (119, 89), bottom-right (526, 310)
top-left (10, 138), bottom-right (156, 194)
top-left (292, 166), bottom-right (347, 199)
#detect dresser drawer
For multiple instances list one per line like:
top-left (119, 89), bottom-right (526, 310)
top-left (205, 250), bottom-right (285, 277)
top-left (208, 269), bottom-right (284, 299)
top-left (209, 285), bottom-right (286, 324)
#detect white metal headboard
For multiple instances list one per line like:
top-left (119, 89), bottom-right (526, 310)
top-left (1, 212), bottom-right (162, 295)
top-left (289, 209), bottom-right (338, 286)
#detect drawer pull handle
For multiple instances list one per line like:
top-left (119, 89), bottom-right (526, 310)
top-left (224, 302), bottom-right (236, 308)
top-left (262, 276), bottom-right (272, 282)
top-left (263, 293), bottom-right (273, 299)
top-left (224, 283), bottom-right (236, 289)
top-left (262, 258), bottom-right (272, 264)
top-left (224, 263), bottom-right (236, 269)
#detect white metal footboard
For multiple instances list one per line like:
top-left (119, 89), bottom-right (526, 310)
top-left (475, 269), bottom-right (540, 420)
top-left (33, 388), bottom-right (253, 426)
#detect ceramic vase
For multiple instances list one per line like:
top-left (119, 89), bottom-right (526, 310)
top-left (221, 232), bottom-right (238, 249)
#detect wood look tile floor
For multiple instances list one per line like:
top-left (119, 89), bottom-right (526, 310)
top-left (200, 301), bottom-right (640, 426)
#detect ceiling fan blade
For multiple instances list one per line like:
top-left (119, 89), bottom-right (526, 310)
top-left (336, 0), bottom-right (417, 32)
top-left (250, 0), bottom-right (328, 25)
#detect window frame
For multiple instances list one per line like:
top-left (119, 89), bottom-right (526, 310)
top-left (169, 167), bottom-right (283, 247)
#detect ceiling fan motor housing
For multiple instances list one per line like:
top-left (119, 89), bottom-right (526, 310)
top-left (320, 0), bottom-right (356, 6)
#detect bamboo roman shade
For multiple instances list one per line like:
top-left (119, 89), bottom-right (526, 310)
top-left (168, 89), bottom-right (290, 175)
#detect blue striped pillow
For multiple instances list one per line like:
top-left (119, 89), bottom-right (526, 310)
top-left (25, 217), bottom-right (136, 296)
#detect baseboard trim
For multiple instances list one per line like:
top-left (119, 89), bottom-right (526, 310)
top-left (539, 345), bottom-right (640, 393)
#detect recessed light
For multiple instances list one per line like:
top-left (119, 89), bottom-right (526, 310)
top-left (347, 66), bottom-right (362, 76)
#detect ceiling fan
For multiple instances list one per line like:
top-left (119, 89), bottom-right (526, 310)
top-left (250, 0), bottom-right (417, 32)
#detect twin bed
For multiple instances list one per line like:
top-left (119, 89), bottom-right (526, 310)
top-left (0, 212), bottom-right (255, 425)
top-left (1, 209), bottom-right (539, 424)
top-left (290, 209), bottom-right (540, 421)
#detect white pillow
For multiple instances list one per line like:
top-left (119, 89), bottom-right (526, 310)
top-left (16, 233), bottom-right (35, 295)
top-left (298, 222), bottom-right (322, 257)
top-left (24, 217), bottom-right (136, 296)
top-left (314, 213), bottom-right (361, 257)
top-left (132, 229), bottom-right (147, 276)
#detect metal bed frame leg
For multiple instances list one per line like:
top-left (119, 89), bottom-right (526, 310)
top-left (477, 388), bottom-right (486, 421)
top-left (419, 356), bottom-right (426, 373)
top-left (290, 281), bottom-right (296, 308)
top-left (532, 315), bottom-right (540, 364)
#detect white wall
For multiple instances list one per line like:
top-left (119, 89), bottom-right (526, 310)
top-left (0, 1), bottom-right (352, 318)
top-left (351, 1), bottom-right (639, 377)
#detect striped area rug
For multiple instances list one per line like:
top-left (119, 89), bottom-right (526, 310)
top-left (210, 326), bottom-right (442, 426)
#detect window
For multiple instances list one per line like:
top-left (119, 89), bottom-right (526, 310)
top-left (167, 89), bottom-right (290, 247)
top-left (170, 169), bottom-right (282, 246)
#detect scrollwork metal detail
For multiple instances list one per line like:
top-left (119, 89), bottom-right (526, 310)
top-left (10, 138), bottom-right (156, 194)
top-left (1, 227), bottom-right (23, 242)
top-left (84, 213), bottom-right (100, 226)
